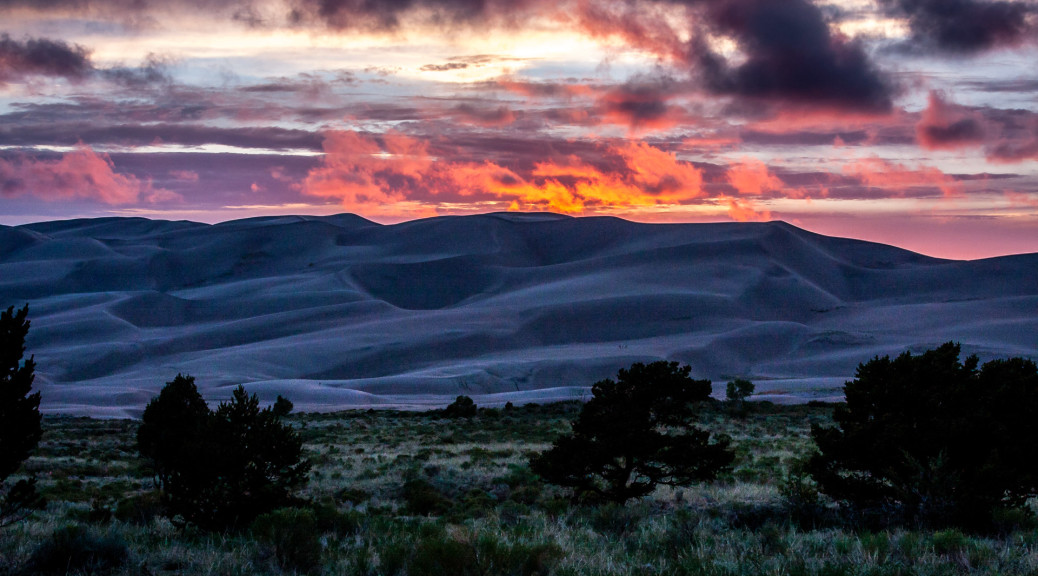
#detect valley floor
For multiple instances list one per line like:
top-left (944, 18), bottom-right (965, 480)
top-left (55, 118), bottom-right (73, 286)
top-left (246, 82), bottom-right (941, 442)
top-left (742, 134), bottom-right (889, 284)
top-left (3, 402), bottom-right (1037, 575)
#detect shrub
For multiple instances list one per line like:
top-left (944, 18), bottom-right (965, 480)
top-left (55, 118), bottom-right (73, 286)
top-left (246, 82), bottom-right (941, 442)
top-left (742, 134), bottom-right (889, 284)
top-left (113, 491), bottom-right (165, 525)
top-left (137, 378), bottom-right (311, 530)
top-left (530, 361), bottom-right (734, 503)
top-left (409, 529), bottom-right (563, 576)
top-left (810, 342), bottom-right (1038, 528)
top-left (252, 507), bottom-right (324, 574)
top-left (444, 395), bottom-right (477, 418)
top-left (0, 304), bottom-right (44, 528)
top-left (25, 524), bottom-right (129, 575)
top-left (402, 478), bottom-right (453, 516)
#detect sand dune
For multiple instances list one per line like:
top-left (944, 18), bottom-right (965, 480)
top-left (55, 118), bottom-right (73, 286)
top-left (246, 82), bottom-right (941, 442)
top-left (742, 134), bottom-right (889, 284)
top-left (2, 213), bottom-right (1035, 417)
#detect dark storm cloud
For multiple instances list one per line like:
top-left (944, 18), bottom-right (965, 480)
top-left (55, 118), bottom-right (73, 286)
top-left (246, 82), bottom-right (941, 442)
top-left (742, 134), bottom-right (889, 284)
top-left (99, 54), bottom-right (173, 87)
top-left (593, 75), bottom-right (687, 129)
top-left (693, 0), bottom-right (894, 112)
top-left (878, 0), bottom-right (1035, 53)
top-left (0, 33), bottom-right (92, 83)
top-left (919, 118), bottom-right (985, 147)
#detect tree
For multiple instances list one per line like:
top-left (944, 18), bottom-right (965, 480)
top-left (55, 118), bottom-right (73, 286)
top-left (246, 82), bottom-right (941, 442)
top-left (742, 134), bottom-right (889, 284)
top-left (725, 378), bottom-right (755, 415)
top-left (137, 374), bottom-right (211, 490)
top-left (138, 379), bottom-right (310, 530)
top-left (530, 361), bottom-right (733, 503)
top-left (0, 304), bottom-right (44, 527)
top-left (809, 342), bottom-right (1038, 528)
top-left (443, 395), bottom-right (477, 418)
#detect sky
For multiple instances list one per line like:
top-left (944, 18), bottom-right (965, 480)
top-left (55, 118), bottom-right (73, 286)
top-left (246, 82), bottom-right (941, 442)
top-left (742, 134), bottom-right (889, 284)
top-left (1, 0), bottom-right (1037, 259)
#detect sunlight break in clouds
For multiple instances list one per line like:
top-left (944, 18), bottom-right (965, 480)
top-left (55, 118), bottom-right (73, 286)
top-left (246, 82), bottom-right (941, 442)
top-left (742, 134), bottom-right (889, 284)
top-left (302, 131), bottom-right (707, 217)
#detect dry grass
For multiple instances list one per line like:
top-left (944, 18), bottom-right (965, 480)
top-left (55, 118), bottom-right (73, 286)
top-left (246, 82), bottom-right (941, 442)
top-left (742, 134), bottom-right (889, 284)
top-left (2, 402), bottom-right (1038, 575)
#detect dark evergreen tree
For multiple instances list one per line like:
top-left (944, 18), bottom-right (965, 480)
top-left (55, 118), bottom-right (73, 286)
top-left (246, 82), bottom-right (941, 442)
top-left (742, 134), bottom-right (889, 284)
top-left (530, 361), bottom-right (733, 503)
top-left (810, 342), bottom-right (1038, 528)
top-left (443, 395), bottom-right (477, 418)
top-left (0, 304), bottom-right (44, 527)
top-left (137, 374), bottom-right (211, 490)
top-left (138, 379), bottom-right (310, 530)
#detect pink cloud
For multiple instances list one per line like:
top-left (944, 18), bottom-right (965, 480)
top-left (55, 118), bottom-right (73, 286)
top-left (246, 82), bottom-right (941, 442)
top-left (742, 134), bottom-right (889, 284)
top-left (0, 145), bottom-right (177, 204)
top-left (843, 157), bottom-right (964, 198)
top-left (916, 91), bottom-right (986, 150)
top-left (170, 169), bottom-right (200, 182)
top-left (726, 158), bottom-right (782, 196)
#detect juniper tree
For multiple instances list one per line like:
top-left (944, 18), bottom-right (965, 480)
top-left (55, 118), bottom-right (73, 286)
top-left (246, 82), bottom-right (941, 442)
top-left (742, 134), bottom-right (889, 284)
top-left (810, 342), bottom-right (1038, 528)
top-left (138, 379), bottom-right (310, 530)
top-left (0, 304), bottom-right (44, 527)
top-left (531, 361), bottom-right (733, 503)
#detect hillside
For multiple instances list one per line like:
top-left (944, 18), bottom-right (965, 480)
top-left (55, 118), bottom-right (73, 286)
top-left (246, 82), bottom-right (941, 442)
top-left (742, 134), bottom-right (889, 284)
top-left (2, 212), bottom-right (1035, 417)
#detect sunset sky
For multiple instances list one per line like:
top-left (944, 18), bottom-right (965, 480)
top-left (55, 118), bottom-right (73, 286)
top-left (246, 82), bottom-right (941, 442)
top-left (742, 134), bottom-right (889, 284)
top-left (1, 0), bottom-right (1037, 259)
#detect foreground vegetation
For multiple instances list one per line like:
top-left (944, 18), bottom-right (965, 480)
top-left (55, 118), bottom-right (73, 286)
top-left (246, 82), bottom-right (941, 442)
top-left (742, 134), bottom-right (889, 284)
top-left (5, 402), bottom-right (1038, 575)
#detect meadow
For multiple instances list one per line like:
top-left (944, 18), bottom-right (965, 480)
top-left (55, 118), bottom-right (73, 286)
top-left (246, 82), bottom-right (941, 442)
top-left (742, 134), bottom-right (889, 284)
top-left (3, 401), bottom-right (1038, 576)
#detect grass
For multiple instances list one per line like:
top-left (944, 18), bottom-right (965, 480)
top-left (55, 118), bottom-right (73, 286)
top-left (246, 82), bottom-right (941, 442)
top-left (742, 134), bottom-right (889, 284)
top-left (3, 401), bottom-right (1038, 575)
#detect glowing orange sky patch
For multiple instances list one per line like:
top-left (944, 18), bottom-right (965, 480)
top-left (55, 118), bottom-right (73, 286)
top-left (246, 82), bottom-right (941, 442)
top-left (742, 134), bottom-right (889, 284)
top-left (303, 131), bottom-right (710, 217)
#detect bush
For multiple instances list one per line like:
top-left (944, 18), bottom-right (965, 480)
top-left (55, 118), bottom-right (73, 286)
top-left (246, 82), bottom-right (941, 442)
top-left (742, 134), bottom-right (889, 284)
top-left (530, 361), bottom-right (733, 503)
top-left (25, 524), bottom-right (129, 575)
top-left (137, 378), bottom-right (311, 530)
top-left (409, 529), bottom-right (563, 576)
top-left (810, 342), bottom-right (1038, 528)
top-left (0, 304), bottom-right (44, 528)
top-left (252, 508), bottom-right (324, 574)
top-left (444, 395), bottom-right (477, 418)
top-left (402, 478), bottom-right (453, 516)
top-left (113, 491), bottom-right (165, 525)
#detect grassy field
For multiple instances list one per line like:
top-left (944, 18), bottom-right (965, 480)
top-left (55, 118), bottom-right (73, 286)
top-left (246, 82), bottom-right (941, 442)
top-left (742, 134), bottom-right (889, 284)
top-left (3, 401), bottom-right (1038, 575)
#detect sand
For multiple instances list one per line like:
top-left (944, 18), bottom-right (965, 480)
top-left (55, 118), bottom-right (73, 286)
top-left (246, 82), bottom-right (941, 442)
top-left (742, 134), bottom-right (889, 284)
top-left (2, 213), bottom-right (1034, 417)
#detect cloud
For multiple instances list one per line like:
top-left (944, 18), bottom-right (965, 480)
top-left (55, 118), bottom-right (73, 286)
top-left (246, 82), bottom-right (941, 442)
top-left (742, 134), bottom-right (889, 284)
top-left (450, 104), bottom-right (517, 126)
top-left (916, 91), bottom-right (986, 150)
top-left (718, 195), bottom-right (771, 221)
top-left (695, 0), bottom-right (895, 112)
top-left (170, 169), bottom-right (199, 182)
top-left (302, 130), bottom-right (709, 217)
top-left (843, 157), bottom-right (963, 198)
top-left (0, 117), bottom-right (325, 151)
top-left (984, 109), bottom-right (1038, 163)
top-left (0, 145), bottom-right (177, 204)
top-left (595, 76), bottom-right (688, 131)
top-left (878, 0), bottom-right (1035, 53)
top-left (726, 158), bottom-right (782, 195)
top-left (0, 33), bottom-right (92, 84)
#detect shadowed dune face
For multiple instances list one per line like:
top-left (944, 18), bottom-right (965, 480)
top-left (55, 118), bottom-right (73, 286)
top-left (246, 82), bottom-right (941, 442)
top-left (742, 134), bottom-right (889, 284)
top-left (1, 213), bottom-right (1035, 417)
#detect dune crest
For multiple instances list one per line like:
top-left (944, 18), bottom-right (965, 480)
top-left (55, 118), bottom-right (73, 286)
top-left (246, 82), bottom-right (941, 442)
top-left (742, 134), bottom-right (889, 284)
top-left (2, 213), bottom-right (1035, 417)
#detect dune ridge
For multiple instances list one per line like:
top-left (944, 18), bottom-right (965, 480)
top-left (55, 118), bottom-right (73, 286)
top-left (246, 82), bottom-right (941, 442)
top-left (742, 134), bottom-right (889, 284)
top-left (2, 213), bottom-right (1035, 417)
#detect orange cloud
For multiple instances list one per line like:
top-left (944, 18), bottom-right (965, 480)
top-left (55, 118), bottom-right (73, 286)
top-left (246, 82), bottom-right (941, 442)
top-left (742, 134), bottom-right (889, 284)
top-left (726, 158), bottom-right (782, 196)
top-left (843, 157), bottom-right (963, 198)
top-left (719, 195), bottom-right (772, 222)
top-left (302, 131), bottom-right (708, 217)
top-left (0, 145), bottom-right (176, 204)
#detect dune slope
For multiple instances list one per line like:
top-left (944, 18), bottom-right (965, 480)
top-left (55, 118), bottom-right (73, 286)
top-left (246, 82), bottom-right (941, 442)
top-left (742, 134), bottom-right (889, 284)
top-left (2, 213), bottom-right (1035, 417)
